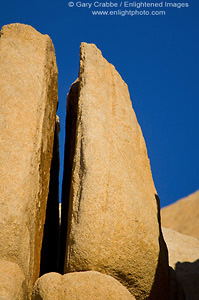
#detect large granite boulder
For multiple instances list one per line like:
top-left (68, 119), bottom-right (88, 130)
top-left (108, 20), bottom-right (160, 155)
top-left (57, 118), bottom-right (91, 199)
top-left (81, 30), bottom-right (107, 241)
top-left (32, 271), bottom-right (136, 300)
top-left (0, 23), bottom-right (58, 298)
top-left (61, 43), bottom-right (169, 300)
top-left (161, 190), bottom-right (199, 239)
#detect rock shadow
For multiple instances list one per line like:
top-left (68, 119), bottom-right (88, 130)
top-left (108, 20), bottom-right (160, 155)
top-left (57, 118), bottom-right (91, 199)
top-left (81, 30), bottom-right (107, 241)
top-left (148, 194), bottom-right (170, 300)
top-left (40, 119), bottom-right (60, 275)
top-left (175, 259), bottom-right (199, 300)
top-left (58, 80), bottom-right (79, 274)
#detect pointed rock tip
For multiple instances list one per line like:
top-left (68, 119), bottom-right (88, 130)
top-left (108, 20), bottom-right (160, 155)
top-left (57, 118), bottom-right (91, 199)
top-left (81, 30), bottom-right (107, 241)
top-left (80, 41), bottom-right (101, 51)
top-left (80, 42), bottom-right (103, 58)
top-left (79, 42), bottom-right (129, 90)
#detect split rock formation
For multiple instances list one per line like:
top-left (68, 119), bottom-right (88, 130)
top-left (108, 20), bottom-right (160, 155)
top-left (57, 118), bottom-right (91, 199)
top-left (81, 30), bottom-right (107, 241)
top-left (0, 23), bottom-right (197, 300)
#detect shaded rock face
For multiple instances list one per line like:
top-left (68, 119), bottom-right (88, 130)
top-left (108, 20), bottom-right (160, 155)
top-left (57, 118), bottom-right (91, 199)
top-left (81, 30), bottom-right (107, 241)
top-left (40, 116), bottom-right (60, 276)
top-left (163, 227), bottom-right (199, 300)
top-left (168, 267), bottom-right (185, 300)
top-left (32, 271), bottom-right (136, 300)
top-left (0, 23), bottom-right (58, 298)
top-left (161, 190), bottom-right (199, 239)
top-left (61, 43), bottom-right (169, 300)
top-left (59, 80), bottom-right (79, 274)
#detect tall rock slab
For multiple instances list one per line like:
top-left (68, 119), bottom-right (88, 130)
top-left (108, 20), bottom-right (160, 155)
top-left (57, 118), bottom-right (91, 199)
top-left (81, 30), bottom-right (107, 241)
top-left (61, 43), bottom-right (169, 300)
top-left (0, 23), bottom-right (58, 298)
top-left (161, 190), bottom-right (199, 239)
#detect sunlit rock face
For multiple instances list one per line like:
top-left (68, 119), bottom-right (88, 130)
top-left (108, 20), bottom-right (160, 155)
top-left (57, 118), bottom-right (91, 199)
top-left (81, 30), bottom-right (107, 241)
top-left (61, 42), bottom-right (169, 300)
top-left (0, 23), bottom-right (58, 299)
top-left (161, 190), bottom-right (199, 239)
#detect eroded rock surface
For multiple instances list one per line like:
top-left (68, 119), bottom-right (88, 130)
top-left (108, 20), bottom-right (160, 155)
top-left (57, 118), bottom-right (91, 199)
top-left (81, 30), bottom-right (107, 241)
top-left (32, 271), bottom-right (136, 300)
top-left (0, 23), bottom-right (58, 298)
top-left (61, 43), bottom-right (169, 300)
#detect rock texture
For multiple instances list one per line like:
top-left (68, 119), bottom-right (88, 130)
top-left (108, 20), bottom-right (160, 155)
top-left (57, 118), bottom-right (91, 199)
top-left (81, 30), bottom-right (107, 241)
top-left (32, 271), bottom-right (136, 300)
top-left (0, 260), bottom-right (26, 300)
top-left (161, 190), bottom-right (199, 239)
top-left (0, 23), bottom-right (58, 298)
top-left (163, 227), bottom-right (199, 300)
top-left (61, 43), bottom-right (169, 300)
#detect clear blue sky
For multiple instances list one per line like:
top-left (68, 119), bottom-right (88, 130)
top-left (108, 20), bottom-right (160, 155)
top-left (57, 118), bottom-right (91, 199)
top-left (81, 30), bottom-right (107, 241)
top-left (1, 0), bottom-right (198, 207)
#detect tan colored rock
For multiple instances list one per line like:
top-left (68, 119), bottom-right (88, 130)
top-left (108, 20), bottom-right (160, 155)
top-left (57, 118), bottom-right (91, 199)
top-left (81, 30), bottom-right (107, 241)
top-left (161, 190), bottom-right (199, 239)
top-left (0, 260), bottom-right (26, 300)
top-left (163, 227), bottom-right (199, 268)
top-left (0, 23), bottom-right (58, 298)
top-left (32, 271), bottom-right (136, 300)
top-left (163, 227), bottom-right (199, 300)
top-left (61, 43), bottom-right (169, 300)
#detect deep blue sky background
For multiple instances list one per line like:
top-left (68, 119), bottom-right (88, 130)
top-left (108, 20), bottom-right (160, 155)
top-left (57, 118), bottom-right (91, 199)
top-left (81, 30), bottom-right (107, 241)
top-left (1, 0), bottom-right (198, 207)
